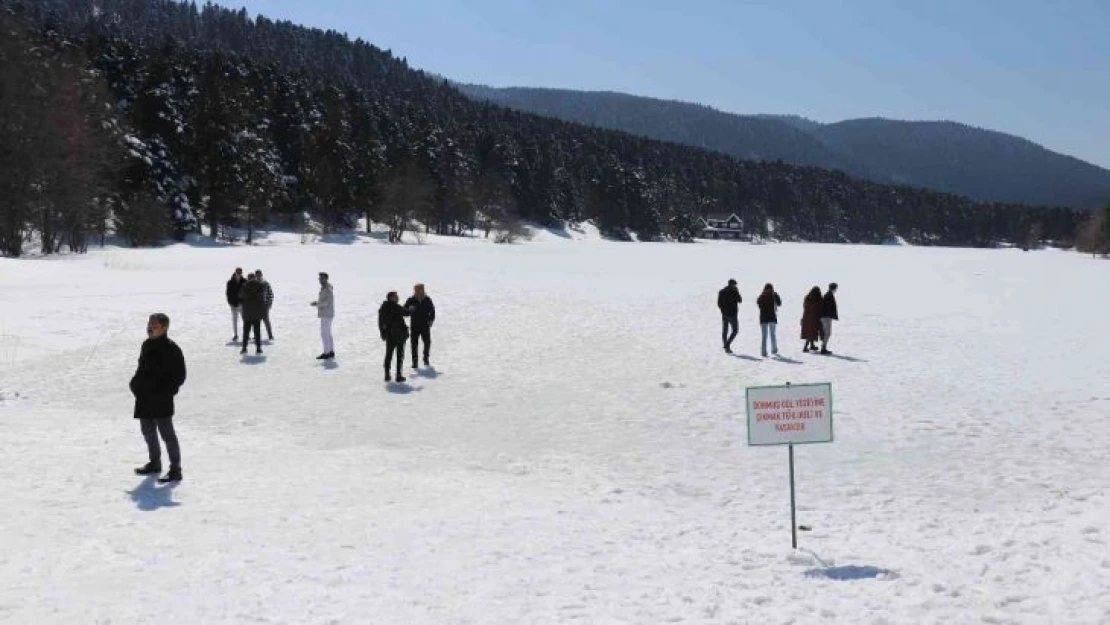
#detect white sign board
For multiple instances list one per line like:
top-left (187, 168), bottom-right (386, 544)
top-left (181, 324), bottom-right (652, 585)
top-left (746, 383), bottom-right (833, 446)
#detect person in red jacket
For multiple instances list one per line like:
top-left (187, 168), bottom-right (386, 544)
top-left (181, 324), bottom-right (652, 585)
top-left (801, 286), bottom-right (823, 353)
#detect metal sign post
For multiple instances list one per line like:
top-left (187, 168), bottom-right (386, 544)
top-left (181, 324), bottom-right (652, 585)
top-left (745, 381), bottom-right (833, 548)
top-left (789, 442), bottom-right (797, 549)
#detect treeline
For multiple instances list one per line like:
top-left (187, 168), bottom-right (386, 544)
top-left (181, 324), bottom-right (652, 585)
top-left (0, 0), bottom-right (1089, 257)
top-left (1076, 204), bottom-right (1110, 257)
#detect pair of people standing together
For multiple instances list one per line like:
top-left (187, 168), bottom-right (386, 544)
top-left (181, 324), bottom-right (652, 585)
top-left (718, 280), bottom-right (839, 356)
top-left (378, 284), bottom-right (436, 383)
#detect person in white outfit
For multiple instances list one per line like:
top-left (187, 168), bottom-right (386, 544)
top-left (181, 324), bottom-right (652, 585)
top-left (310, 272), bottom-right (335, 360)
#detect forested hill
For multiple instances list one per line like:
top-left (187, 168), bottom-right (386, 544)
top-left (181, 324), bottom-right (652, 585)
top-left (460, 86), bottom-right (1110, 210)
top-left (0, 0), bottom-right (1083, 257)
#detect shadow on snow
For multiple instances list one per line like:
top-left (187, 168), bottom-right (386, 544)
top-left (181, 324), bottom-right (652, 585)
top-left (386, 382), bottom-right (422, 394)
top-left (127, 476), bottom-right (180, 512)
top-left (803, 565), bottom-right (897, 581)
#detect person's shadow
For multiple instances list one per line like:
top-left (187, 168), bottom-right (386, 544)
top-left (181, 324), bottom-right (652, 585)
top-left (828, 353), bottom-right (868, 363)
top-left (387, 382), bottom-right (422, 394)
top-left (127, 476), bottom-right (180, 511)
top-left (416, 366), bottom-right (440, 379)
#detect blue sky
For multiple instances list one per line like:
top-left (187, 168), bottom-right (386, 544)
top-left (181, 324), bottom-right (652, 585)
top-left (213, 0), bottom-right (1110, 168)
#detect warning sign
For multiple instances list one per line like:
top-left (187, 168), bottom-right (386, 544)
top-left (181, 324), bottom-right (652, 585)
top-left (746, 383), bottom-right (833, 446)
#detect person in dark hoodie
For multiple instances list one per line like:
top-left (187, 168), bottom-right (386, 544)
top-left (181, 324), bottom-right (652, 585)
top-left (131, 313), bottom-right (187, 484)
top-left (238, 273), bottom-right (266, 355)
top-left (820, 282), bottom-right (839, 355)
top-left (717, 279), bottom-right (742, 353)
top-left (378, 291), bottom-right (411, 383)
top-left (801, 286), bottom-right (823, 353)
top-left (756, 283), bottom-right (782, 358)
top-left (225, 267), bottom-right (246, 341)
top-left (404, 283), bottom-right (436, 369)
top-left (256, 270), bottom-right (275, 341)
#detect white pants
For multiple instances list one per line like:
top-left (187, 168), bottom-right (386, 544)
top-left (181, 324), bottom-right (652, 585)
top-left (820, 318), bottom-right (834, 349)
top-left (320, 317), bottom-right (334, 353)
top-left (230, 306), bottom-right (241, 337)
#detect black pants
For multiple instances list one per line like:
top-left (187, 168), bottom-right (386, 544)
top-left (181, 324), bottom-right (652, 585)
top-left (261, 308), bottom-right (273, 339)
top-left (722, 315), bottom-right (739, 349)
top-left (410, 326), bottom-right (431, 365)
top-left (140, 417), bottom-right (181, 469)
top-left (242, 319), bottom-right (262, 350)
top-left (384, 338), bottom-right (405, 373)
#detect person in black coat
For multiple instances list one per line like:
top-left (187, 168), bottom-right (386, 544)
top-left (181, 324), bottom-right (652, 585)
top-left (820, 282), bottom-right (839, 355)
top-left (226, 267), bottom-right (246, 341)
top-left (378, 292), bottom-right (411, 383)
top-left (238, 274), bottom-right (267, 355)
top-left (717, 279), bottom-right (742, 353)
top-left (756, 283), bottom-right (782, 357)
top-left (130, 313), bottom-right (187, 483)
top-left (404, 283), bottom-right (436, 369)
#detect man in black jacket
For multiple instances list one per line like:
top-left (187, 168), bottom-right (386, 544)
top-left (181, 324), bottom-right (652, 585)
top-left (404, 283), bottom-right (435, 369)
top-left (378, 292), bottom-right (411, 383)
top-left (717, 279), bottom-right (742, 353)
top-left (820, 282), bottom-right (839, 355)
top-left (131, 313), bottom-right (187, 483)
top-left (238, 273), bottom-right (266, 355)
top-left (226, 267), bottom-right (246, 341)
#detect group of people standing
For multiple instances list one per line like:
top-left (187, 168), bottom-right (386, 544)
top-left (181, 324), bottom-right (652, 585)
top-left (718, 280), bottom-right (840, 357)
top-left (226, 268), bottom-right (437, 378)
top-left (226, 267), bottom-right (275, 354)
top-left (130, 271), bottom-right (440, 483)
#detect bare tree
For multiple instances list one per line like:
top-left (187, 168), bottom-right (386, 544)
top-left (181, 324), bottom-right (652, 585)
top-left (381, 161), bottom-right (436, 244)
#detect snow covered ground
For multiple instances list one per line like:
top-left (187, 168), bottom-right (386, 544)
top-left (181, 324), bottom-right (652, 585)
top-left (1, 235), bottom-right (1108, 624)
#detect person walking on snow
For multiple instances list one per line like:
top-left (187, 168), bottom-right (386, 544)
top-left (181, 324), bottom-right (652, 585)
top-left (820, 282), bottom-right (839, 355)
top-left (239, 273), bottom-right (266, 355)
top-left (757, 283), bottom-right (782, 358)
top-left (379, 291), bottom-right (411, 383)
top-left (801, 286), bottom-right (823, 353)
top-left (717, 279), bottom-right (742, 353)
top-left (256, 270), bottom-right (275, 341)
top-left (226, 267), bottom-right (246, 341)
top-left (404, 283), bottom-right (436, 369)
top-left (131, 313), bottom-right (187, 484)
top-left (310, 272), bottom-right (335, 360)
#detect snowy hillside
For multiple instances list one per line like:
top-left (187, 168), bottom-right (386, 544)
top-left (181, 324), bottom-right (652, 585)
top-left (1, 237), bottom-right (1108, 624)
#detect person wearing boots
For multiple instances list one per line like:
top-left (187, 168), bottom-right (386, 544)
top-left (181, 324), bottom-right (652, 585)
top-left (310, 272), bottom-right (335, 360)
top-left (131, 313), bottom-right (187, 484)
top-left (717, 279), bottom-right (742, 353)
top-left (820, 282), bottom-right (839, 355)
top-left (256, 270), bottom-right (275, 341)
top-left (404, 283), bottom-right (436, 369)
top-left (378, 291), bottom-right (411, 382)
top-left (225, 267), bottom-right (246, 341)
top-left (801, 286), bottom-right (823, 353)
top-left (756, 283), bottom-right (782, 358)
top-left (238, 273), bottom-right (266, 355)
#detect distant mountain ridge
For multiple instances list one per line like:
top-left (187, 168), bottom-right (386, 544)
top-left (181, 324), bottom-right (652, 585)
top-left (458, 85), bottom-right (1110, 209)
